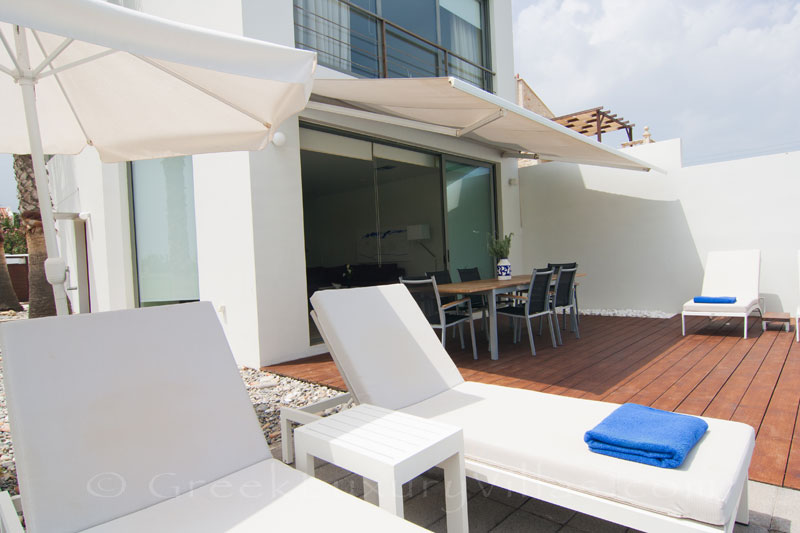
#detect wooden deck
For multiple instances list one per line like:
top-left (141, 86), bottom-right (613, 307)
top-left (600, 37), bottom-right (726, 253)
top-left (266, 313), bottom-right (800, 490)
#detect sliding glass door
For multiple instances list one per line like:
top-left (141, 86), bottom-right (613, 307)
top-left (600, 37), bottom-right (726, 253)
top-left (300, 127), bottom-right (495, 343)
top-left (444, 158), bottom-right (495, 280)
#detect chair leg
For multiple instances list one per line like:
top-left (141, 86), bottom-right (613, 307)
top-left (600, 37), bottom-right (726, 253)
top-left (458, 322), bottom-right (465, 349)
top-left (681, 313), bottom-right (686, 336)
top-left (571, 304), bottom-right (580, 339)
top-left (469, 317), bottom-right (477, 360)
top-left (547, 313), bottom-right (557, 348)
top-left (574, 287), bottom-right (580, 325)
top-left (743, 316), bottom-right (748, 339)
top-left (526, 317), bottom-right (536, 356)
top-left (511, 317), bottom-right (517, 344)
top-left (441, 328), bottom-right (447, 349)
top-left (553, 311), bottom-right (563, 345)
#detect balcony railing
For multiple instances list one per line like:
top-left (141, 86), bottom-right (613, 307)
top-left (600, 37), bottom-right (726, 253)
top-left (293, 0), bottom-right (494, 91)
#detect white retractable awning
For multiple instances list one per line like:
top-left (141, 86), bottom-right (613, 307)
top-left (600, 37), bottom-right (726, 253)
top-left (310, 77), bottom-right (650, 172)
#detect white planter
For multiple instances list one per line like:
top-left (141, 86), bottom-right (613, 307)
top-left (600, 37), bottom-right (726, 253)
top-left (496, 258), bottom-right (511, 280)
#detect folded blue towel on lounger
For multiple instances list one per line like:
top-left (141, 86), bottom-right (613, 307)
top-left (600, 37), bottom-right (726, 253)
top-left (584, 403), bottom-right (708, 468)
top-left (693, 296), bottom-right (737, 304)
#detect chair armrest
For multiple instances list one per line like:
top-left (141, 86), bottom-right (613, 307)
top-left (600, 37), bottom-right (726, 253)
top-left (0, 491), bottom-right (24, 533)
top-left (441, 297), bottom-right (470, 310)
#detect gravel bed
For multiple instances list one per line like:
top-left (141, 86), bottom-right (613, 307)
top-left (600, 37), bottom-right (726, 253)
top-left (581, 308), bottom-right (675, 319)
top-left (0, 308), bottom-right (347, 497)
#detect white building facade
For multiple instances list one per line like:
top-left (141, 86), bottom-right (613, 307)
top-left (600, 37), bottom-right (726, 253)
top-left (49, 0), bottom-right (524, 368)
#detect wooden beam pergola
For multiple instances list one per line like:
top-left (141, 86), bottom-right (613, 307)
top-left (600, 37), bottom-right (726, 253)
top-left (552, 106), bottom-right (634, 142)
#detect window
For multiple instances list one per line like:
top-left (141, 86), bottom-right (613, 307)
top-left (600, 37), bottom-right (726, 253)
top-left (130, 156), bottom-right (199, 307)
top-left (293, 0), bottom-right (492, 90)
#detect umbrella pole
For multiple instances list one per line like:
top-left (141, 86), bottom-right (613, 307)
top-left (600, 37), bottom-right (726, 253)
top-left (15, 26), bottom-right (69, 316)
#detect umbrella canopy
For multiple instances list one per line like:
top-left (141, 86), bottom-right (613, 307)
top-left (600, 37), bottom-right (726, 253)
top-left (0, 0), bottom-right (316, 315)
top-left (0, 0), bottom-right (316, 161)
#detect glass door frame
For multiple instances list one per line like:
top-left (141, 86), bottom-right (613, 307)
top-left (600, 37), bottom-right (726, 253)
top-left (440, 153), bottom-right (497, 275)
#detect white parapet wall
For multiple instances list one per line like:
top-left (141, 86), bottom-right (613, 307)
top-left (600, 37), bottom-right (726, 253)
top-left (519, 139), bottom-right (800, 316)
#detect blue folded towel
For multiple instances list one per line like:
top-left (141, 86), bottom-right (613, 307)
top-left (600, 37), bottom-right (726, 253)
top-left (693, 296), bottom-right (737, 304)
top-left (584, 403), bottom-right (708, 468)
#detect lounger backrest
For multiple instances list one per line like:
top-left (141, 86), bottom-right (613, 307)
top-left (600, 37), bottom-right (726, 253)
top-left (310, 284), bottom-right (465, 410)
top-left (0, 302), bottom-right (270, 533)
top-left (701, 249), bottom-right (760, 300)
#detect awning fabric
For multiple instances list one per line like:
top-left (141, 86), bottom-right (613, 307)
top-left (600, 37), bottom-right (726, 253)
top-left (0, 0), bottom-right (317, 162)
top-left (310, 77), bottom-right (650, 172)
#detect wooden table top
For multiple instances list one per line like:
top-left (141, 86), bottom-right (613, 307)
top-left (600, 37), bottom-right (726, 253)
top-left (438, 273), bottom-right (586, 295)
top-left (437, 275), bottom-right (530, 295)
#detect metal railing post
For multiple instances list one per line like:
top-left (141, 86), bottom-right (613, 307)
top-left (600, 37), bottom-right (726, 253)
top-left (380, 19), bottom-right (388, 78)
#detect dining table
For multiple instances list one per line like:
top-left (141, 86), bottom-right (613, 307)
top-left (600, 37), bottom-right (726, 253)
top-left (437, 273), bottom-right (585, 360)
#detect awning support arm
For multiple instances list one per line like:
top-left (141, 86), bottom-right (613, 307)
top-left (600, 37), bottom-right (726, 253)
top-left (456, 109), bottom-right (505, 137)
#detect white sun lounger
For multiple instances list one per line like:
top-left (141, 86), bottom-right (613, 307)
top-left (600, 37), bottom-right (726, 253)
top-left (310, 285), bottom-right (755, 533)
top-left (0, 302), bottom-right (422, 532)
top-left (682, 250), bottom-right (762, 338)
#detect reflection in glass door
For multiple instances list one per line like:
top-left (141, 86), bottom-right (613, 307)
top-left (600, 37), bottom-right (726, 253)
top-left (130, 156), bottom-right (199, 307)
top-left (444, 159), bottom-right (494, 281)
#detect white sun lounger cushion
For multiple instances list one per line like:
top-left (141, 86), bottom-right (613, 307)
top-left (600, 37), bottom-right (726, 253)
top-left (82, 458), bottom-right (420, 532)
top-left (311, 285), bottom-right (465, 410)
top-left (682, 297), bottom-right (759, 314)
top-left (1, 303), bottom-right (273, 532)
top-left (400, 381), bottom-right (754, 526)
top-left (683, 250), bottom-right (760, 313)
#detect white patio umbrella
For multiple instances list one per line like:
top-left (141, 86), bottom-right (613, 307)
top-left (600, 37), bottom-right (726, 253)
top-left (0, 0), bottom-right (316, 315)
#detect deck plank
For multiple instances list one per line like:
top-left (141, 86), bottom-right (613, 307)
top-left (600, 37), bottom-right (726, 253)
top-left (265, 313), bottom-right (800, 489)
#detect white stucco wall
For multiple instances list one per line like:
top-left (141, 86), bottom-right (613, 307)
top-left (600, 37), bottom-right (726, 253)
top-left (49, 152), bottom-right (135, 313)
top-left (488, 0), bottom-right (522, 273)
top-left (519, 140), bottom-right (800, 315)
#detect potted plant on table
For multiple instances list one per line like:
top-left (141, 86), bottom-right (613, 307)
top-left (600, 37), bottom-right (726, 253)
top-left (488, 233), bottom-right (513, 280)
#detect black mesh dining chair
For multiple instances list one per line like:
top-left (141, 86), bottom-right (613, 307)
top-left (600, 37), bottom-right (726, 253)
top-left (399, 276), bottom-right (478, 359)
top-left (496, 268), bottom-right (557, 356)
top-left (457, 267), bottom-right (489, 339)
top-left (548, 262), bottom-right (580, 325)
top-left (551, 266), bottom-right (580, 344)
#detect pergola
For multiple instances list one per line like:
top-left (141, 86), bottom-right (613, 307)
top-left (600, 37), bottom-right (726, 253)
top-left (552, 107), bottom-right (634, 142)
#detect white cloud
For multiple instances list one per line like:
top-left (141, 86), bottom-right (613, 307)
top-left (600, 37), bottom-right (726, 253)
top-left (513, 0), bottom-right (800, 164)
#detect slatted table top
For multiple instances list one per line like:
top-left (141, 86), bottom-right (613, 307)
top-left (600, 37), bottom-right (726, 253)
top-left (294, 404), bottom-right (462, 467)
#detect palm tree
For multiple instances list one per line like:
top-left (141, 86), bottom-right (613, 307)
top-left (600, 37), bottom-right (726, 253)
top-left (14, 154), bottom-right (56, 318)
top-left (0, 231), bottom-right (23, 312)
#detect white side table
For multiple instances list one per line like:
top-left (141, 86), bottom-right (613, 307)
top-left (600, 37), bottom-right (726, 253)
top-left (294, 404), bottom-right (468, 532)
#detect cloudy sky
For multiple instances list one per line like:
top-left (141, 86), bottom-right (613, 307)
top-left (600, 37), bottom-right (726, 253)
top-left (512, 0), bottom-right (800, 165)
top-left (2, 1), bottom-right (799, 209)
